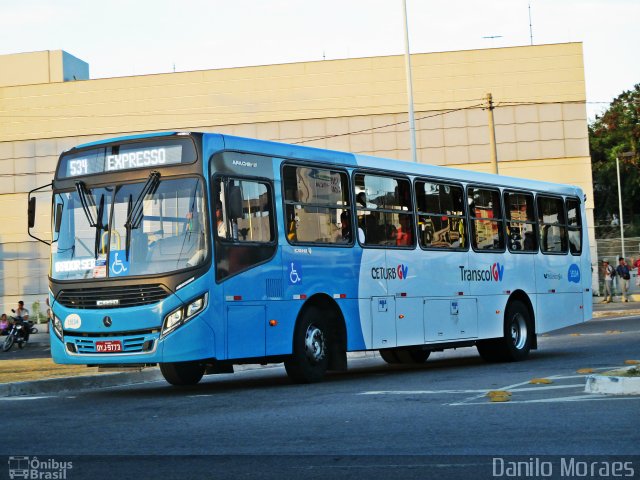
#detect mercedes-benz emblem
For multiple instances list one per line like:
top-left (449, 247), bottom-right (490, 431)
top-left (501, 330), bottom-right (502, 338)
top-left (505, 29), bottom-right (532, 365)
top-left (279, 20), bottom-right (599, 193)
top-left (103, 316), bottom-right (112, 327)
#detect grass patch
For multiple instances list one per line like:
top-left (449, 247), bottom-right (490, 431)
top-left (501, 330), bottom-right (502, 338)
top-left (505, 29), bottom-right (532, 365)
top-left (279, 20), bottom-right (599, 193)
top-left (0, 358), bottom-right (105, 384)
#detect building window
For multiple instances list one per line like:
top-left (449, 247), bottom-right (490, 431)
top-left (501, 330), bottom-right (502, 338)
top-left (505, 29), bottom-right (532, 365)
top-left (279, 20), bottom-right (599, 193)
top-left (415, 180), bottom-right (466, 250)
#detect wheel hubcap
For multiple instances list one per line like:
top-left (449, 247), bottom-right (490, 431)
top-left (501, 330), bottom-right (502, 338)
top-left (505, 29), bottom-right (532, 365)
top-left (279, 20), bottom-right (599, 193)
top-left (510, 313), bottom-right (528, 350)
top-left (304, 325), bottom-right (326, 363)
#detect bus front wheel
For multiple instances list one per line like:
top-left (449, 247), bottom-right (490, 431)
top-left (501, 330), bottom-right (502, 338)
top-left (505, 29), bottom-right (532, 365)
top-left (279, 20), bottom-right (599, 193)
top-left (477, 300), bottom-right (532, 362)
top-left (160, 361), bottom-right (205, 386)
top-left (285, 307), bottom-right (330, 384)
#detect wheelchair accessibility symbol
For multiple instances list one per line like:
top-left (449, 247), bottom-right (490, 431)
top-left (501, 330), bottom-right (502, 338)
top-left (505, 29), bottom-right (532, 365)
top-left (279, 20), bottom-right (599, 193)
top-left (110, 250), bottom-right (129, 277)
top-left (288, 261), bottom-right (302, 285)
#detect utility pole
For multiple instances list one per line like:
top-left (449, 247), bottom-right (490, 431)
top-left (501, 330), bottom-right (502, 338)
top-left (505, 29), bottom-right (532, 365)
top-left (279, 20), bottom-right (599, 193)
top-left (486, 93), bottom-right (498, 174)
top-left (402, 0), bottom-right (418, 163)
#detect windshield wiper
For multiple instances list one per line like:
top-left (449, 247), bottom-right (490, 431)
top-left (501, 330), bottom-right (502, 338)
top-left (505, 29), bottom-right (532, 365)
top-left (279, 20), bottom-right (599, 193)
top-left (93, 194), bottom-right (105, 259)
top-left (75, 181), bottom-right (97, 227)
top-left (124, 171), bottom-right (161, 261)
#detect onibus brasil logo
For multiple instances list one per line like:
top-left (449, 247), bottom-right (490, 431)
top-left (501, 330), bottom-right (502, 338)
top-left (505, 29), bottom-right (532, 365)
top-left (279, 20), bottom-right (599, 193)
top-left (459, 262), bottom-right (504, 282)
top-left (8, 456), bottom-right (73, 479)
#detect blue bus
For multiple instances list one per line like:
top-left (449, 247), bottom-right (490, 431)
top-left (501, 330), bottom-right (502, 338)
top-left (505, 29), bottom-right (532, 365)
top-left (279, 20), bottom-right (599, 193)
top-left (28, 132), bottom-right (592, 386)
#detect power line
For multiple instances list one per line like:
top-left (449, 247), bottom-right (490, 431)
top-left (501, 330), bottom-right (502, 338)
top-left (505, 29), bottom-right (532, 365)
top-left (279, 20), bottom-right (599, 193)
top-left (293, 103), bottom-right (485, 144)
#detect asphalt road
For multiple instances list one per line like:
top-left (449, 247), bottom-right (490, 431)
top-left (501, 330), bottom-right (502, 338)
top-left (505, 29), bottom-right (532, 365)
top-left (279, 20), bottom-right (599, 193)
top-left (1, 314), bottom-right (639, 479)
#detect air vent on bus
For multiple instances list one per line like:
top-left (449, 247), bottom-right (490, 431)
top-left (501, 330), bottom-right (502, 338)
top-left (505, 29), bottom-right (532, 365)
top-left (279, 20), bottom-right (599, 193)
top-left (57, 285), bottom-right (170, 309)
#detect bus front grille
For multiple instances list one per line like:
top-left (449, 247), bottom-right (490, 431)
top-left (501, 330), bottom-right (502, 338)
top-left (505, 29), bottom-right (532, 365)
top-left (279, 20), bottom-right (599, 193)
top-left (57, 285), bottom-right (170, 309)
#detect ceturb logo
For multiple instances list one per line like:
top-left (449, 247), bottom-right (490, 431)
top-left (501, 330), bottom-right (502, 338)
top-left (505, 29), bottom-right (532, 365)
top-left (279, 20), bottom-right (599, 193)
top-left (459, 262), bottom-right (504, 282)
top-left (371, 264), bottom-right (409, 280)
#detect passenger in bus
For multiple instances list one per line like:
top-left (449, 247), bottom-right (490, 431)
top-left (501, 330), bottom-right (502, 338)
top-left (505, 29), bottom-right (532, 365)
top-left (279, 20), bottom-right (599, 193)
top-left (216, 203), bottom-right (227, 238)
top-left (395, 215), bottom-right (412, 246)
top-left (339, 211), bottom-right (352, 243)
top-left (523, 231), bottom-right (536, 251)
top-left (287, 213), bottom-right (297, 242)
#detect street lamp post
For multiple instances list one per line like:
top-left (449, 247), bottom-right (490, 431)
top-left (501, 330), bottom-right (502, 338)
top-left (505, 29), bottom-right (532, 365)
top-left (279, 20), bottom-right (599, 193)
top-left (616, 151), bottom-right (635, 260)
top-left (402, 0), bottom-right (417, 163)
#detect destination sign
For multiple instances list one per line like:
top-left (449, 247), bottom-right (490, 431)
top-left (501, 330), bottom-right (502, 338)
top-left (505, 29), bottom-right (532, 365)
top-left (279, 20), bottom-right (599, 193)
top-left (57, 138), bottom-right (196, 179)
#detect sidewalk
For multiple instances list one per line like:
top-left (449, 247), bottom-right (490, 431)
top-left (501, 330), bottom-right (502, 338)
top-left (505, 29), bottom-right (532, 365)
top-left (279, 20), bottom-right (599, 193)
top-left (1, 297), bottom-right (639, 397)
top-left (592, 294), bottom-right (640, 317)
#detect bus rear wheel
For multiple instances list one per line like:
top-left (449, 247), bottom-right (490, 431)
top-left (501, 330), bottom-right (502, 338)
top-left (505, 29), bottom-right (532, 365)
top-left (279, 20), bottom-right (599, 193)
top-left (477, 300), bottom-right (532, 362)
top-left (379, 347), bottom-right (430, 364)
top-left (160, 361), bottom-right (205, 386)
top-left (285, 307), bottom-right (330, 384)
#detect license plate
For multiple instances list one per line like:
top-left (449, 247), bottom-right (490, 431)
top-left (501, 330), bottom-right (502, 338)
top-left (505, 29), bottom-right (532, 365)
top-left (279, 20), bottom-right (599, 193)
top-left (95, 340), bottom-right (123, 353)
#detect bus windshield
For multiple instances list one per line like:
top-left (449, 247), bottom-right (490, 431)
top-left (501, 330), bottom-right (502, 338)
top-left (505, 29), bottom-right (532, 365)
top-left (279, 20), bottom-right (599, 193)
top-left (52, 177), bottom-right (208, 280)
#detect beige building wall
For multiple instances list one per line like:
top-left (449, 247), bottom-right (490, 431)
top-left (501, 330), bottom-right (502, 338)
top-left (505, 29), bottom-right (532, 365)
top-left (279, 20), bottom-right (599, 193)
top-left (0, 43), bottom-right (595, 314)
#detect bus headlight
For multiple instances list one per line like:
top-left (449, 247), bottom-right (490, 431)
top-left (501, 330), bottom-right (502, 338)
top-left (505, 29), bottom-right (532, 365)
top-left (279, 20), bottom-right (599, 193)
top-left (52, 316), bottom-right (63, 339)
top-left (186, 297), bottom-right (205, 317)
top-left (162, 293), bottom-right (208, 337)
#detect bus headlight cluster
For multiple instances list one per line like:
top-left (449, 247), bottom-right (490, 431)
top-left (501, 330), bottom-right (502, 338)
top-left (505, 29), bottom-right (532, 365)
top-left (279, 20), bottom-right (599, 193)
top-left (52, 316), bottom-right (63, 340)
top-left (162, 293), bottom-right (208, 337)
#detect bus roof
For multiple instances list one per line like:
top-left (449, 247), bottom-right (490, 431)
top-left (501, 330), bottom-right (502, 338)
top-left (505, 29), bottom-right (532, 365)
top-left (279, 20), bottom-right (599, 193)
top-left (218, 133), bottom-right (584, 198)
top-left (72, 131), bottom-right (584, 198)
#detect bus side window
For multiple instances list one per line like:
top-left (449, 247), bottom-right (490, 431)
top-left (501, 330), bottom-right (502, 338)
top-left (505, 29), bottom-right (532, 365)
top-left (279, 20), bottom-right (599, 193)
top-left (468, 186), bottom-right (504, 251)
top-left (283, 165), bottom-right (351, 245)
top-left (504, 191), bottom-right (537, 253)
top-left (415, 180), bottom-right (466, 250)
top-left (355, 173), bottom-right (414, 248)
top-left (566, 198), bottom-right (582, 255)
top-left (537, 195), bottom-right (568, 254)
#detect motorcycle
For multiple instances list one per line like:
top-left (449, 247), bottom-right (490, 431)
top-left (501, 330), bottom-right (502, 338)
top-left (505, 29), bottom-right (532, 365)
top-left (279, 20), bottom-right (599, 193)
top-left (2, 318), bottom-right (29, 352)
top-left (10, 309), bottom-right (38, 334)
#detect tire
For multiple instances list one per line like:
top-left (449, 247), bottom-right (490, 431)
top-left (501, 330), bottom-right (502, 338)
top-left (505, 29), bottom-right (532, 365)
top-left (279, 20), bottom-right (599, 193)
top-left (160, 361), bottom-right (205, 386)
top-left (2, 335), bottom-right (14, 352)
top-left (285, 307), bottom-right (330, 384)
top-left (379, 349), bottom-right (401, 364)
top-left (395, 347), bottom-right (431, 364)
top-left (477, 300), bottom-right (532, 363)
top-left (18, 339), bottom-right (26, 349)
top-left (380, 347), bottom-right (430, 364)
top-left (30, 327), bottom-right (38, 334)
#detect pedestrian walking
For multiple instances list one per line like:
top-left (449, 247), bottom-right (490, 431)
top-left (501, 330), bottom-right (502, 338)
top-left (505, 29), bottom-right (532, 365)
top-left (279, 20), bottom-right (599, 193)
top-left (616, 257), bottom-right (631, 302)
top-left (602, 259), bottom-right (616, 303)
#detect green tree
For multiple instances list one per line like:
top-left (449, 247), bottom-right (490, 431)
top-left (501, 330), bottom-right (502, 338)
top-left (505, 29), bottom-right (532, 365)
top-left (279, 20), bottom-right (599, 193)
top-left (589, 83), bottom-right (640, 235)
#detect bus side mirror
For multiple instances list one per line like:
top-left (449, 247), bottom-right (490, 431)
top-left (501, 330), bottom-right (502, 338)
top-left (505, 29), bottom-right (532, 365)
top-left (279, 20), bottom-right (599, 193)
top-left (228, 185), bottom-right (244, 219)
top-left (28, 197), bottom-right (37, 228)
top-left (54, 203), bottom-right (63, 233)
top-left (27, 182), bottom-right (53, 246)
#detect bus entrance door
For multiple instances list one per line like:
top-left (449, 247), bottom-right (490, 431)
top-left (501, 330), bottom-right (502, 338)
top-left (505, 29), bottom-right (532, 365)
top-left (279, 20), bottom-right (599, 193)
top-left (371, 296), bottom-right (396, 349)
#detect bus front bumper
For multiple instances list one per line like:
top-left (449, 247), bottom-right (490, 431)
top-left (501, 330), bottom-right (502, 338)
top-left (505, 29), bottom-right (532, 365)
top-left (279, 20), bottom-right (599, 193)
top-left (50, 314), bottom-right (216, 365)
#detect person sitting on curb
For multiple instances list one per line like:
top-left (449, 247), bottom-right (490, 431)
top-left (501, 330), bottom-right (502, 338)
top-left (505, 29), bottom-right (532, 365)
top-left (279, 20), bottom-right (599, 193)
top-left (0, 313), bottom-right (9, 335)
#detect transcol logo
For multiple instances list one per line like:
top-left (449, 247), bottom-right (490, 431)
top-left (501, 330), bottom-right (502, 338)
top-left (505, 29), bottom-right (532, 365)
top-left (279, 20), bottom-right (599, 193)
top-left (459, 262), bottom-right (505, 282)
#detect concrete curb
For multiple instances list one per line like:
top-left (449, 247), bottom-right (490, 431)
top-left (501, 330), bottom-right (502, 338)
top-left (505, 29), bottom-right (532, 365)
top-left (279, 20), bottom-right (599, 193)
top-left (592, 309), bottom-right (640, 318)
top-left (0, 351), bottom-right (380, 397)
top-left (0, 368), bottom-right (164, 397)
top-left (585, 367), bottom-right (640, 395)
